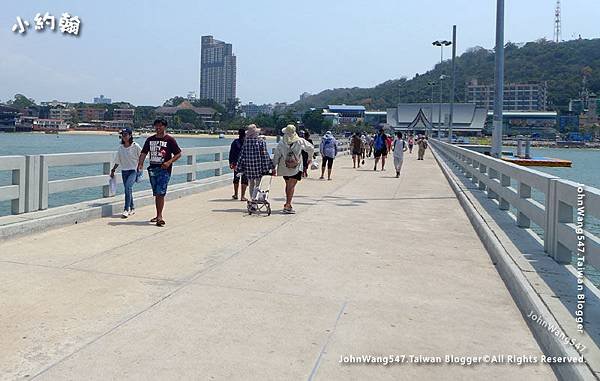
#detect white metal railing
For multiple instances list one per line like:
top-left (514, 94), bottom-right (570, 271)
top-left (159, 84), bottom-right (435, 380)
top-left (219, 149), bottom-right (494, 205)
top-left (0, 143), bottom-right (279, 215)
top-left (431, 139), bottom-right (600, 271)
top-left (0, 156), bottom-right (26, 214)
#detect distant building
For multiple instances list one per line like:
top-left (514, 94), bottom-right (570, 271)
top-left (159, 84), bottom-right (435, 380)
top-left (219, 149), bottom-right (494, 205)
top-left (272, 102), bottom-right (288, 113)
top-left (113, 108), bottom-right (134, 121)
top-left (558, 114), bottom-right (580, 132)
top-left (155, 100), bottom-right (218, 127)
top-left (105, 120), bottom-right (133, 131)
top-left (364, 111), bottom-right (387, 126)
top-left (15, 116), bottom-right (38, 130)
top-left (466, 80), bottom-right (548, 112)
top-left (41, 100), bottom-right (69, 108)
top-left (32, 119), bottom-right (69, 131)
top-left (240, 103), bottom-right (273, 118)
top-left (0, 105), bottom-right (19, 130)
top-left (485, 111), bottom-right (557, 135)
top-left (322, 112), bottom-right (340, 126)
top-left (93, 95), bottom-right (112, 104)
top-left (387, 103), bottom-right (487, 134)
top-left (326, 105), bottom-right (366, 124)
top-left (200, 35), bottom-right (236, 105)
top-left (78, 108), bottom-right (106, 121)
top-left (49, 107), bottom-right (74, 121)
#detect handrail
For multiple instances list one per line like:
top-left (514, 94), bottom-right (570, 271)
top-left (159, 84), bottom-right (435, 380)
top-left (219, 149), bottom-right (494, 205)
top-left (0, 144), bottom-right (276, 215)
top-left (431, 139), bottom-right (599, 272)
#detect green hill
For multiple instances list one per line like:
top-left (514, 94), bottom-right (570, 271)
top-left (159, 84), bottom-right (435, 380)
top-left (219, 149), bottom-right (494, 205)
top-left (292, 38), bottom-right (600, 112)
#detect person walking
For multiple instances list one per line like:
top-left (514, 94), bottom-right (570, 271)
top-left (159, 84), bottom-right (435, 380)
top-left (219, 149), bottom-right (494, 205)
top-left (392, 131), bottom-right (408, 178)
top-left (236, 124), bottom-right (274, 202)
top-left (273, 124), bottom-right (315, 214)
top-left (110, 128), bottom-right (142, 218)
top-left (372, 128), bottom-right (388, 171)
top-left (350, 132), bottom-right (363, 168)
top-left (319, 130), bottom-right (338, 180)
top-left (301, 130), bottom-right (314, 178)
top-left (417, 135), bottom-right (429, 160)
top-left (366, 134), bottom-right (374, 157)
top-left (229, 128), bottom-right (248, 201)
top-left (137, 119), bottom-right (181, 227)
top-left (408, 134), bottom-right (415, 154)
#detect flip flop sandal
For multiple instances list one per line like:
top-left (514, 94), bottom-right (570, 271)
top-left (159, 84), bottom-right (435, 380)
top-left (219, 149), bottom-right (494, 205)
top-left (232, 195), bottom-right (238, 200)
top-left (156, 220), bottom-right (166, 227)
top-left (150, 217), bottom-right (158, 223)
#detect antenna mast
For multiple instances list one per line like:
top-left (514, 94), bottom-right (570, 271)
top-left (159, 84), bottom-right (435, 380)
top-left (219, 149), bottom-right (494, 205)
top-left (553, 0), bottom-right (561, 43)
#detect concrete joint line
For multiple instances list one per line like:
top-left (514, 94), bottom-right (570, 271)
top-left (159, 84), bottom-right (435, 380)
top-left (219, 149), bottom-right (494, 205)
top-left (431, 147), bottom-right (597, 381)
top-left (308, 301), bottom-right (348, 381)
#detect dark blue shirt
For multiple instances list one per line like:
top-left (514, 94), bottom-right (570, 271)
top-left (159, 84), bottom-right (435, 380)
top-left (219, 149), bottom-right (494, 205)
top-left (229, 138), bottom-right (244, 165)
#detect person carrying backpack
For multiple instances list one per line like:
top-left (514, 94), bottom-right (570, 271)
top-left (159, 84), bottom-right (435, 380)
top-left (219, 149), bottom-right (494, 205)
top-left (273, 124), bottom-right (315, 214)
top-left (373, 128), bottom-right (388, 171)
top-left (319, 131), bottom-right (338, 180)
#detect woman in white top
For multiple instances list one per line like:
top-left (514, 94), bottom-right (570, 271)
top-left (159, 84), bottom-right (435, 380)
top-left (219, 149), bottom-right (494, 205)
top-left (392, 131), bottom-right (408, 178)
top-left (272, 124), bottom-right (315, 214)
top-left (110, 128), bottom-right (142, 218)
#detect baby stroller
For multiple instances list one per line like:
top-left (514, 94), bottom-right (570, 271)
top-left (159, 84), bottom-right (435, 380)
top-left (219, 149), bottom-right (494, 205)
top-left (247, 175), bottom-right (273, 216)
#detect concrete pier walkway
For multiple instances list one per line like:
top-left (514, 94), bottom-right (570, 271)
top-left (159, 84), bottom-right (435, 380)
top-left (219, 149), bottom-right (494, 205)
top-left (0, 152), bottom-right (555, 380)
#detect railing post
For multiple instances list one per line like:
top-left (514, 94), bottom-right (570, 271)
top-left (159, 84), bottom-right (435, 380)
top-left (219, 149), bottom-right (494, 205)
top-left (499, 174), bottom-right (510, 210)
top-left (11, 162), bottom-right (26, 215)
top-left (25, 155), bottom-right (40, 212)
top-left (187, 154), bottom-right (196, 182)
top-left (546, 178), bottom-right (572, 263)
top-left (214, 152), bottom-right (223, 177)
top-left (39, 155), bottom-right (49, 210)
top-left (517, 182), bottom-right (531, 228)
top-left (478, 164), bottom-right (487, 191)
top-left (487, 168), bottom-right (498, 200)
top-left (102, 161), bottom-right (114, 197)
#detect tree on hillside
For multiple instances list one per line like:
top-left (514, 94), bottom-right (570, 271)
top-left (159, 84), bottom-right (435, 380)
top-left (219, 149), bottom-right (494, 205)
top-left (7, 94), bottom-right (35, 109)
top-left (163, 96), bottom-right (187, 107)
top-left (301, 109), bottom-right (331, 134)
top-left (291, 38), bottom-right (600, 113)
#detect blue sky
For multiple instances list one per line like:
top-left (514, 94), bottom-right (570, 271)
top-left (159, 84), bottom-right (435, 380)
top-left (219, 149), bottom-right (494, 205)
top-left (1, 0), bottom-right (599, 106)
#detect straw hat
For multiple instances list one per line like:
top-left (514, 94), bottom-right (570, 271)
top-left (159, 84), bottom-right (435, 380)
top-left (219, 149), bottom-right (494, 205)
top-left (246, 124), bottom-right (260, 138)
top-left (281, 124), bottom-right (300, 144)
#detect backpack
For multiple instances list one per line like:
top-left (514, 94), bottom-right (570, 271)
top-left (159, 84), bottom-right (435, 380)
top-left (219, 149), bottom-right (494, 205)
top-left (374, 135), bottom-right (386, 150)
top-left (284, 144), bottom-right (300, 168)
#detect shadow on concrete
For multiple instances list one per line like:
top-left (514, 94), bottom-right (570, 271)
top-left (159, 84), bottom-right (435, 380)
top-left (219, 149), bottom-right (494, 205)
top-left (108, 221), bottom-right (156, 227)
top-left (211, 208), bottom-right (247, 214)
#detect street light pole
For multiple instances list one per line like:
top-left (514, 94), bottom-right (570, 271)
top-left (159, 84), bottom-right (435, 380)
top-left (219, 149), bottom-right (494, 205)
top-left (491, 0), bottom-right (505, 157)
top-left (432, 40), bottom-right (452, 138)
top-left (438, 75), bottom-right (446, 138)
top-left (449, 25), bottom-right (457, 143)
top-left (427, 81), bottom-right (435, 137)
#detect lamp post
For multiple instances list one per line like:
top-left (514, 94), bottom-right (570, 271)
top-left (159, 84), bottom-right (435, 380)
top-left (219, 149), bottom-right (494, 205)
top-left (427, 81), bottom-right (436, 137)
top-left (491, 0), bottom-right (505, 157)
top-left (432, 40), bottom-right (452, 138)
top-left (438, 75), bottom-right (447, 138)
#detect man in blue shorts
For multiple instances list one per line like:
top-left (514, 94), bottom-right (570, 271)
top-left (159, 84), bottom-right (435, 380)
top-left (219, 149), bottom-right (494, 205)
top-left (137, 119), bottom-right (182, 226)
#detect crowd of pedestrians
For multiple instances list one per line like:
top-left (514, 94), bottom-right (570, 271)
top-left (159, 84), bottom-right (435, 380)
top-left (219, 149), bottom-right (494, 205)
top-left (111, 119), bottom-right (431, 221)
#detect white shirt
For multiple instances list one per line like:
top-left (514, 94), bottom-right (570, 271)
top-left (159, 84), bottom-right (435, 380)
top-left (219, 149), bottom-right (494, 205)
top-left (115, 142), bottom-right (142, 171)
top-left (393, 139), bottom-right (406, 159)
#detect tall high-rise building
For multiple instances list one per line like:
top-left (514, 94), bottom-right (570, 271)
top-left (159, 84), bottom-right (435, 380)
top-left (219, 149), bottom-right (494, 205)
top-left (199, 35), bottom-right (236, 105)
